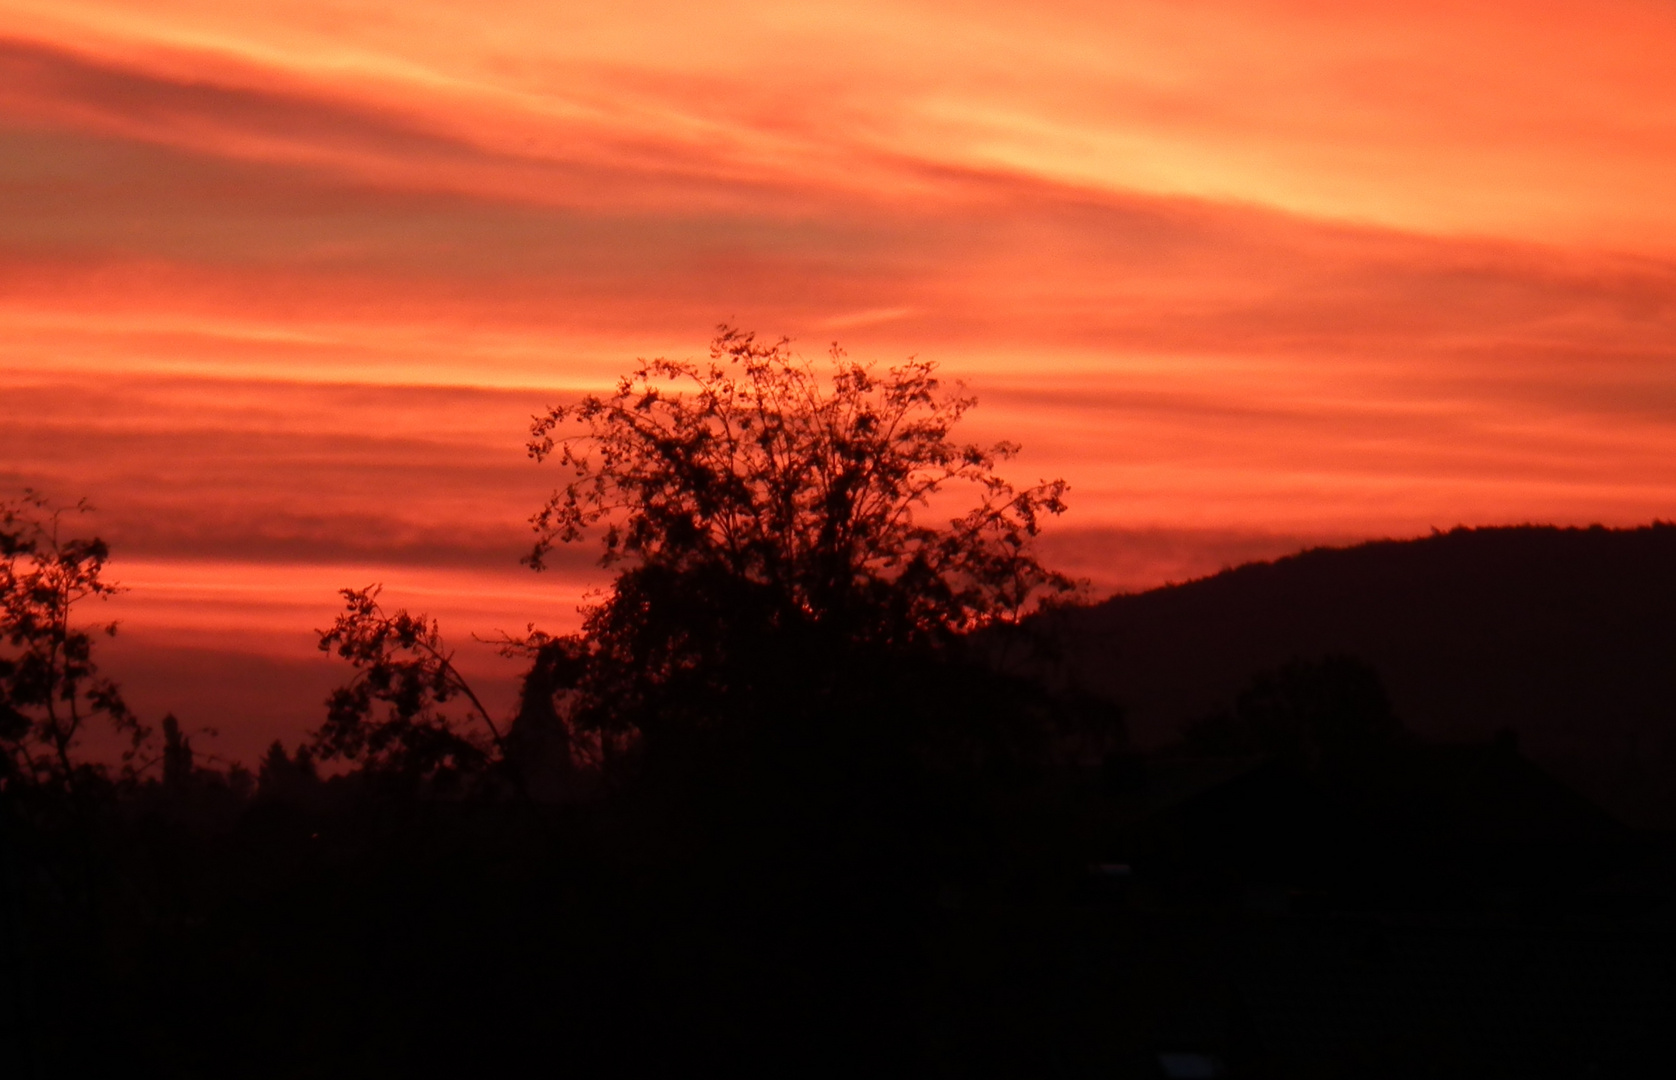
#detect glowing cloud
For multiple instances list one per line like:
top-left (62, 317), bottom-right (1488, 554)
top-left (3, 1), bottom-right (1676, 751)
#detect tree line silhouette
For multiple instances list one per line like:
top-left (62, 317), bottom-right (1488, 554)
top-left (0, 329), bottom-right (1129, 1074)
top-left (2, 328), bottom-right (1670, 1076)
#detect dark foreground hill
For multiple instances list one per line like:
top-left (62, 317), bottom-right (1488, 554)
top-left (1037, 522), bottom-right (1676, 827)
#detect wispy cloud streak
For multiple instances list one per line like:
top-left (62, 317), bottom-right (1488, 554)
top-left (3, 2), bottom-right (1676, 751)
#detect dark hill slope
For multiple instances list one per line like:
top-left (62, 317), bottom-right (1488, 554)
top-left (1040, 523), bottom-right (1676, 826)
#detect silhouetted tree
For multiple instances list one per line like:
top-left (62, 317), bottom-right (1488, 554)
top-left (517, 326), bottom-right (1075, 767)
top-left (255, 739), bottom-right (318, 801)
top-left (314, 328), bottom-right (1077, 789)
top-left (160, 713), bottom-right (193, 791)
top-left (0, 491), bottom-right (144, 794)
top-left (1186, 654), bottom-right (1403, 766)
top-left (500, 640), bottom-right (605, 800)
top-left (311, 586), bottom-right (508, 791)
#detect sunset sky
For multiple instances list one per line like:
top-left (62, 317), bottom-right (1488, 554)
top-left (5, 1), bottom-right (1676, 760)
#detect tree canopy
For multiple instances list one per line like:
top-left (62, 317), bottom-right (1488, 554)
top-left (311, 328), bottom-right (1084, 784)
top-left (313, 585), bottom-right (505, 789)
top-left (527, 327), bottom-right (1070, 642)
top-left (518, 327), bottom-right (1076, 759)
top-left (0, 491), bottom-right (142, 793)
top-left (1185, 654), bottom-right (1405, 767)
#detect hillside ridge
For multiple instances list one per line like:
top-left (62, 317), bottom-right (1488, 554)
top-left (1040, 521), bottom-right (1676, 826)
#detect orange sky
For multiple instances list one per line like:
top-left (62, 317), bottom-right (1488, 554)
top-left (4, 1), bottom-right (1676, 760)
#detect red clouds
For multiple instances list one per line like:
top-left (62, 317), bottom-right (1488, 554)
top-left (4, 3), bottom-right (1676, 750)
